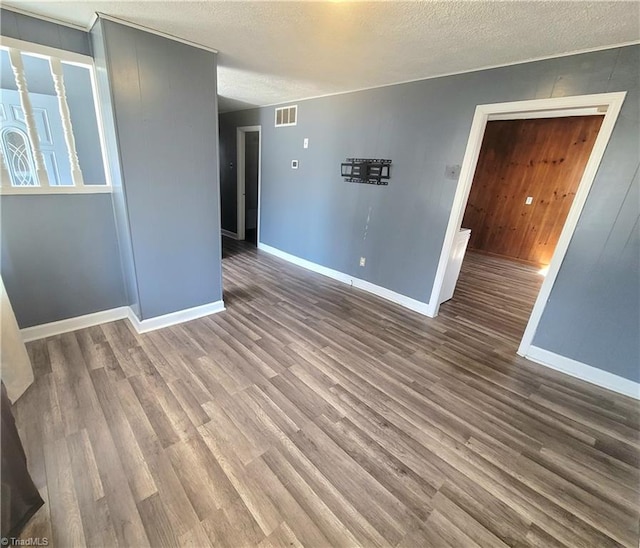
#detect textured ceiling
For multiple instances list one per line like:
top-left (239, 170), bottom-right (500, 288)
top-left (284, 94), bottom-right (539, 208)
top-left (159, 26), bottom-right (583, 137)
top-left (6, 1), bottom-right (640, 112)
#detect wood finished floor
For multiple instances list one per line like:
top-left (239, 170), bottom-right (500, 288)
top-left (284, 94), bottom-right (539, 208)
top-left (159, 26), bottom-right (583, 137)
top-left (15, 241), bottom-right (640, 547)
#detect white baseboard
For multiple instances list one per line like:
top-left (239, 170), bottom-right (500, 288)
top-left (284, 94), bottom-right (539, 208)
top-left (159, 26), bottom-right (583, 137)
top-left (352, 277), bottom-right (431, 316)
top-left (20, 307), bottom-right (130, 342)
top-left (221, 229), bottom-right (239, 239)
top-left (20, 300), bottom-right (226, 342)
top-left (259, 242), bottom-right (352, 284)
top-left (127, 300), bottom-right (225, 334)
top-left (257, 242), bottom-right (431, 316)
top-left (526, 346), bottom-right (640, 400)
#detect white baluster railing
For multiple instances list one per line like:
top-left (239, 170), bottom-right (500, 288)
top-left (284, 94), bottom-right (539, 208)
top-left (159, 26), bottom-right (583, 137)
top-left (49, 57), bottom-right (84, 187)
top-left (7, 48), bottom-right (49, 187)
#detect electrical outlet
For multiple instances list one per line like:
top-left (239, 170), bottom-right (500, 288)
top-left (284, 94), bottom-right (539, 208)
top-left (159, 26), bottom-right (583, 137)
top-left (525, 196), bottom-right (533, 205)
top-left (303, 138), bottom-right (309, 149)
top-left (359, 257), bottom-right (366, 267)
top-left (291, 160), bottom-right (299, 169)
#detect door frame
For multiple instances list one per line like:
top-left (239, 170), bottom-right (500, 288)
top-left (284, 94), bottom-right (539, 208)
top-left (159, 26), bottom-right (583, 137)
top-left (236, 125), bottom-right (262, 242)
top-left (426, 92), bottom-right (626, 358)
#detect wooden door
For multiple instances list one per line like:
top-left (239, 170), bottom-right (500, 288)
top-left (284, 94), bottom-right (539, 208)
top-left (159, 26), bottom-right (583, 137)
top-left (462, 115), bottom-right (603, 266)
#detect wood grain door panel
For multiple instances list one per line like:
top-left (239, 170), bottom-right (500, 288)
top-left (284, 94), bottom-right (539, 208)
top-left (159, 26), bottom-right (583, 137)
top-left (462, 116), bottom-right (603, 265)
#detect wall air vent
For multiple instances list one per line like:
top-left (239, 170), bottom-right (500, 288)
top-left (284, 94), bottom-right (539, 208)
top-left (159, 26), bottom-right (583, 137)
top-left (275, 105), bottom-right (297, 127)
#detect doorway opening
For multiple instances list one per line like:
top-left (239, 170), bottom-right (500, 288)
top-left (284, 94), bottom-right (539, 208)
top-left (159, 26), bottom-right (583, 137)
top-left (428, 92), bottom-right (626, 358)
top-left (236, 125), bottom-right (261, 245)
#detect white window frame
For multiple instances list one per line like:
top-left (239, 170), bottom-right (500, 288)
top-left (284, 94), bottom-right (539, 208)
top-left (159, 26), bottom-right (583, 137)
top-left (0, 36), bottom-right (112, 195)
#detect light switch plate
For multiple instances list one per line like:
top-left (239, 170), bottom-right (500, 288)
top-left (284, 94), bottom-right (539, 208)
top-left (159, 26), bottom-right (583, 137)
top-left (291, 160), bottom-right (299, 169)
top-left (303, 138), bottom-right (309, 149)
top-left (525, 196), bottom-right (533, 205)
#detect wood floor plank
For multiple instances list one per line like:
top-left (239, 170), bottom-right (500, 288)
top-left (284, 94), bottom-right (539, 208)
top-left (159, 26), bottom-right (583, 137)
top-left (201, 498), bottom-right (266, 548)
top-left (13, 240), bottom-right (639, 548)
top-left (166, 435), bottom-right (239, 520)
top-left (91, 369), bottom-right (158, 502)
top-left (244, 457), bottom-right (334, 547)
top-left (315, 414), bottom-right (437, 521)
top-left (260, 446), bottom-right (362, 547)
top-left (18, 487), bottom-right (52, 547)
top-left (257, 522), bottom-right (304, 548)
top-left (198, 417), bottom-right (284, 535)
top-left (42, 437), bottom-right (86, 547)
top-left (269, 436), bottom-right (393, 547)
top-left (430, 491), bottom-right (511, 548)
top-left (137, 493), bottom-right (180, 548)
top-left (289, 421), bottom-right (411, 544)
top-left (177, 522), bottom-right (214, 548)
top-left (146, 451), bottom-right (202, 538)
top-left (79, 397), bottom-right (151, 547)
top-left (67, 433), bottom-right (118, 548)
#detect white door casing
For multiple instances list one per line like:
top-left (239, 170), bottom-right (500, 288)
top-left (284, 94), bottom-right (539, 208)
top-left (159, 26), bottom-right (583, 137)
top-left (236, 125), bottom-right (262, 242)
top-left (426, 92), bottom-right (626, 358)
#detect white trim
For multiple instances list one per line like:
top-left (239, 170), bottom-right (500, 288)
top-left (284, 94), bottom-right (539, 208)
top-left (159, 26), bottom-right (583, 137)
top-left (0, 36), bottom-right (93, 65)
top-left (19, 300), bottom-right (226, 342)
top-left (93, 13), bottom-right (218, 54)
top-left (488, 106), bottom-right (605, 121)
top-left (88, 61), bottom-right (116, 192)
top-left (257, 128), bottom-right (263, 245)
top-left (258, 42), bottom-right (638, 111)
top-left (426, 93), bottom-right (626, 357)
top-left (127, 300), bottom-right (225, 334)
top-left (236, 125), bottom-right (262, 242)
top-left (236, 129), bottom-right (245, 240)
top-left (0, 37), bottom-right (113, 193)
top-left (526, 346), bottom-right (640, 400)
top-left (221, 229), bottom-right (239, 239)
top-left (20, 307), bottom-right (129, 342)
top-left (0, 185), bottom-right (111, 195)
top-left (517, 94), bottom-right (625, 356)
top-left (0, 5), bottom-right (89, 32)
top-left (88, 12), bottom-right (99, 32)
top-left (258, 243), bottom-right (431, 316)
top-left (0, 6), bottom-right (219, 54)
top-left (259, 242), bottom-right (351, 284)
top-left (352, 278), bottom-right (431, 316)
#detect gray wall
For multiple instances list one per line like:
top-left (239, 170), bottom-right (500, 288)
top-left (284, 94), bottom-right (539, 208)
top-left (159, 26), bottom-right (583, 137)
top-left (533, 46), bottom-right (640, 382)
top-left (221, 46), bottom-right (639, 382)
top-left (1, 194), bottom-right (126, 327)
top-left (0, 11), bottom-right (126, 328)
top-left (0, 8), bottom-right (91, 56)
top-left (94, 19), bottom-right (222, 320)
top-left (90, 19), bottom-right (140, 318)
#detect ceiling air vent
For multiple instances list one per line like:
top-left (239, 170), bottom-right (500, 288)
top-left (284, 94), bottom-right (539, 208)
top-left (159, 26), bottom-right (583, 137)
top-left (275, 105), bottom-right (297, 127)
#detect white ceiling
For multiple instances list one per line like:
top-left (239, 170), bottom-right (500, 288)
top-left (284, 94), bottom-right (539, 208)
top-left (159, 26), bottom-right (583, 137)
top-left (6, 1), bottom-right (640, 112)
